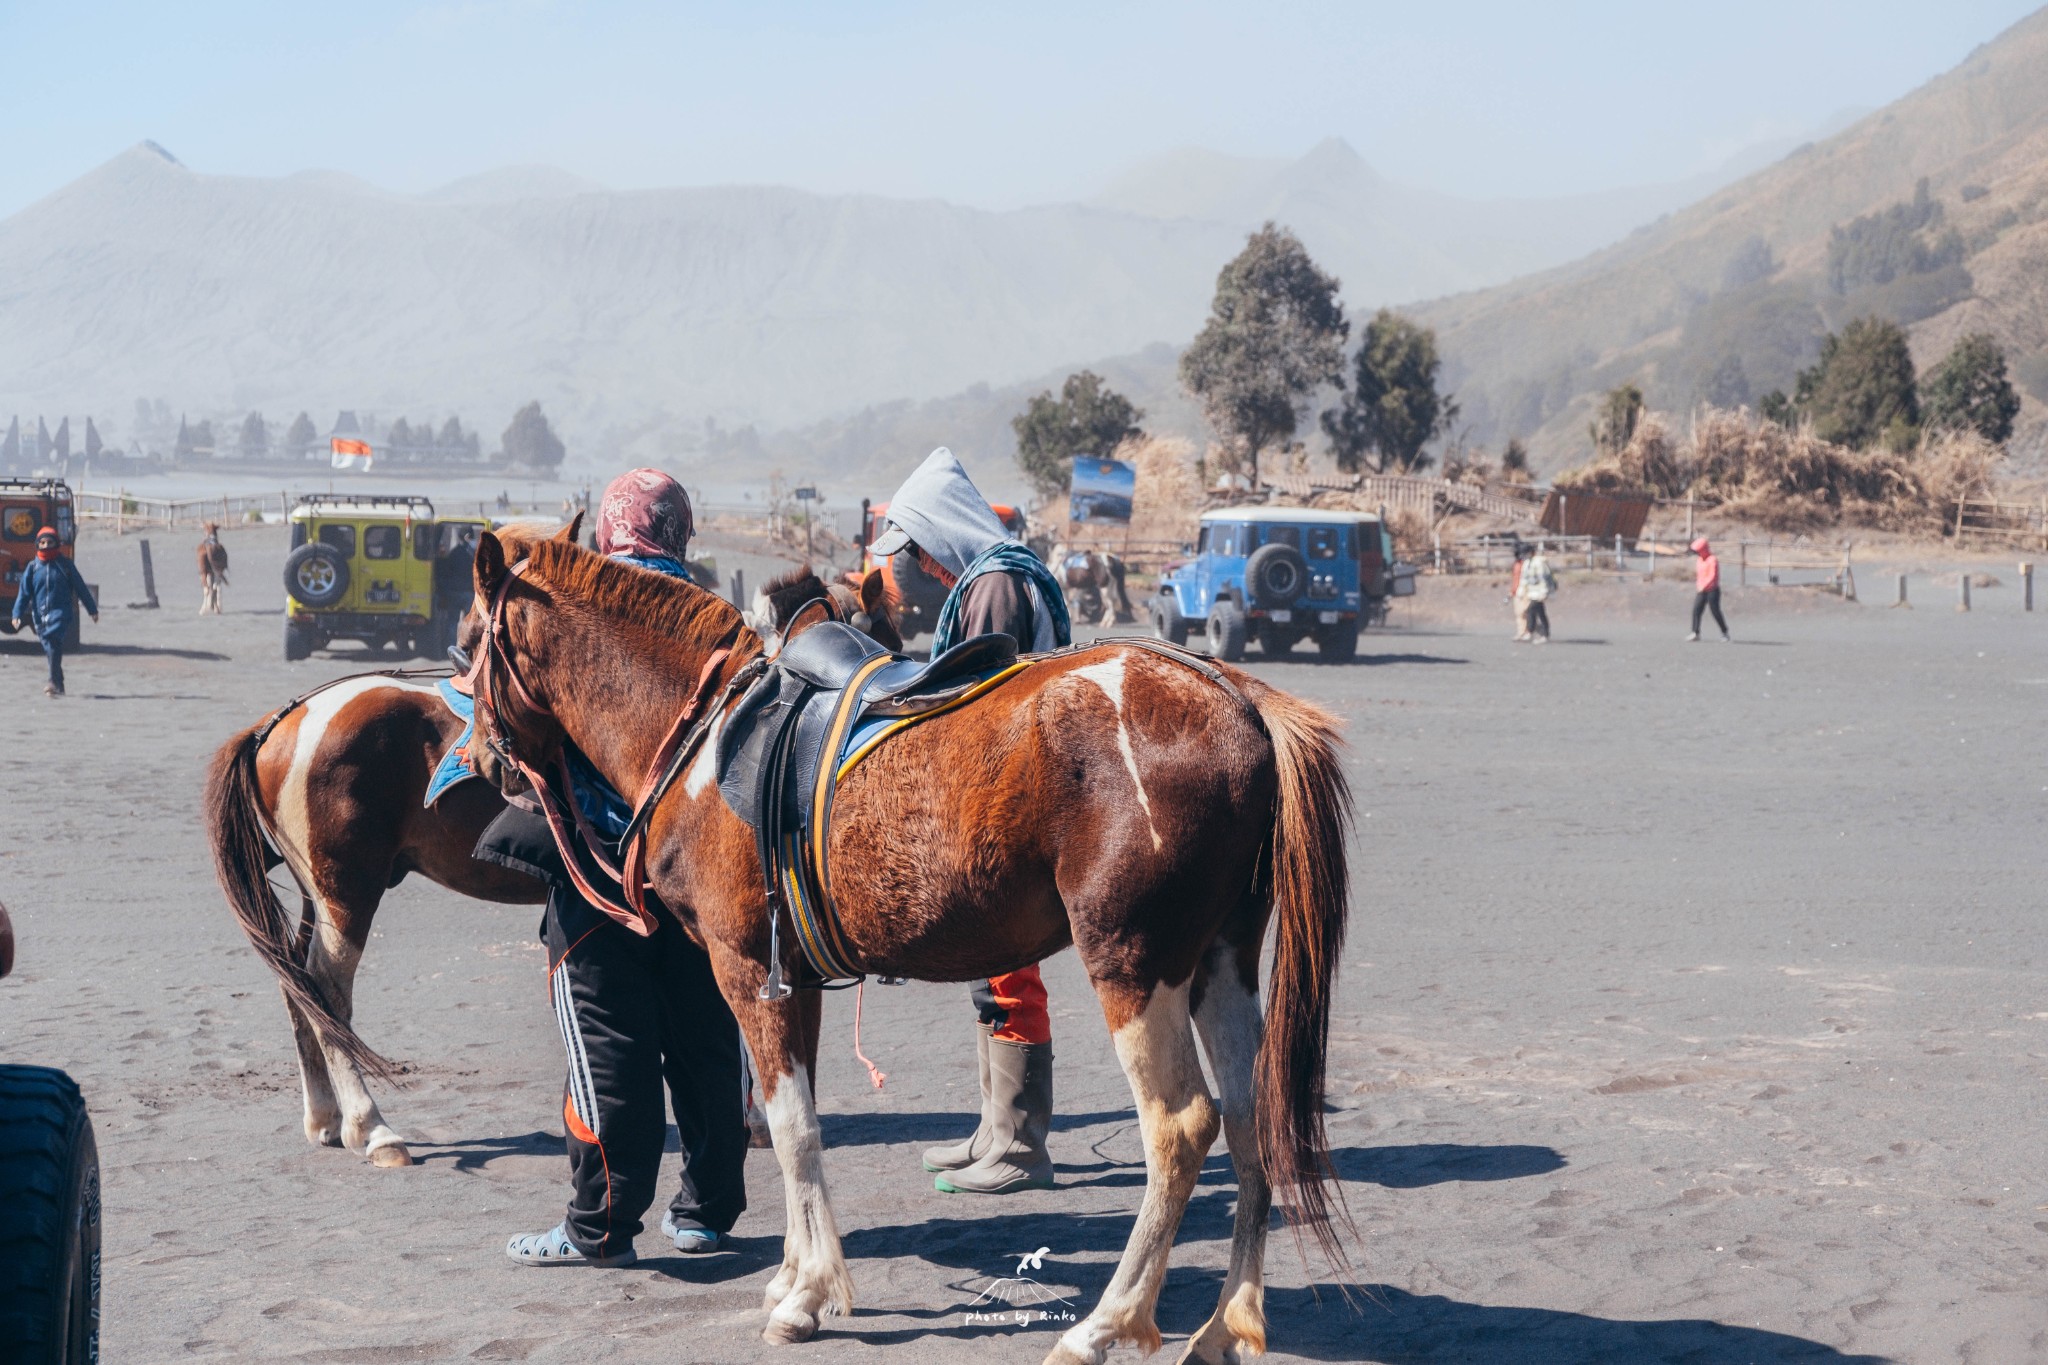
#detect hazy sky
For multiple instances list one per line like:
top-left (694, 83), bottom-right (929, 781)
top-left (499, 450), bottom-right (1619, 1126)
top-left (2, 1), bottom-right (2041, 219)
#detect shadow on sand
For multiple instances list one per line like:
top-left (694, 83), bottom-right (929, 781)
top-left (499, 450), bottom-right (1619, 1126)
top-left (1334, 1142), bottom-right (1565, 1187)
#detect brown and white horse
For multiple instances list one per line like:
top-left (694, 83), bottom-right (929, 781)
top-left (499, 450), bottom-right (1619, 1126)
top-left (197, 522), bottom-right (229, 615)
top-left (320, 524), bottom-right (1350, 1364)
top-left (204, 565), bottom-right (896, 1167)
top-left (1052, 543), bottom-right (1136, 628)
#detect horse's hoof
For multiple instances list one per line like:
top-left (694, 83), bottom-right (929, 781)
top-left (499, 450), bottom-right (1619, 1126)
top-left (762, 1307), bottom-right (817, 1345)
top-left (307, 1126), bottom-right (343, 1148)
top-left (1040, 1344), bottom-right (1098, 1365)
top-left (368, 1142), bottom-right (414, 1168)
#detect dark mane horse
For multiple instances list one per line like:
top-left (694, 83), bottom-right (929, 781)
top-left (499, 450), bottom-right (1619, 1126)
top-left (294, 528), bottom-right (1353, 1364)
top-left (204, 558), bottom-right (896, 1166)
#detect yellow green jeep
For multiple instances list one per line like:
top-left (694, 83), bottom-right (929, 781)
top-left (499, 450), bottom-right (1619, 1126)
top-left (282, 494), bottom-right (490, 661)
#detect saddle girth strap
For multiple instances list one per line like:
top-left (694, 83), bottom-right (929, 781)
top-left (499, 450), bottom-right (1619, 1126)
top-left (786, 651), bottom-right (895, 983)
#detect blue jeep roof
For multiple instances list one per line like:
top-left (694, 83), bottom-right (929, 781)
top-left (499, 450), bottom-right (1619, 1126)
top-left (1198, 508), bottom-right (1379, 525)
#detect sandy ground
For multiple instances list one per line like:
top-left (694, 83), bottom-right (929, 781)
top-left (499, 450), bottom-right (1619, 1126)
top-left (3, 523), bottom-right (2045, 1363)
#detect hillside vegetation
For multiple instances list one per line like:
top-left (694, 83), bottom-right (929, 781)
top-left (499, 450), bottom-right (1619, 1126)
top-left (1415, 8), bottom-right (2048, 471)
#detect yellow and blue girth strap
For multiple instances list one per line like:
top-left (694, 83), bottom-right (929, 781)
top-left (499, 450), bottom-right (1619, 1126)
top-left (783, 656), bottom-right (1036, 984)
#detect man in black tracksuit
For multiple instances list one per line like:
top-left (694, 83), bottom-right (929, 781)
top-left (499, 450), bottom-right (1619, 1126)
top-left (484, 468), bottom-right (748, 1267)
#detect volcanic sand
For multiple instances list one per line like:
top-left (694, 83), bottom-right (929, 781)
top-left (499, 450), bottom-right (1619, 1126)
top-left (2, 526), bottom-right (2043, 1362)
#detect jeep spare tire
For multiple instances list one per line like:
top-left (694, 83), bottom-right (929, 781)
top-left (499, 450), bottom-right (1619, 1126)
top-left (283, 542), bottom-right (350, 609)
top-left (1244, 543), bottom-right (1308, 609)
top-left (0, 1065), bottom-right (102, 1365)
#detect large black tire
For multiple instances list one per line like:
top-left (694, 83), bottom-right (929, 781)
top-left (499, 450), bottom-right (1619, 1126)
top-left (283, 542), bottom-right (350, 610)
top-left (1244, 543), bottom-right (1308, 609)
top-left (1315, 618), bottom-right (1360, 662)
top-left (1207, 598), bottom-right (1247, 662)
top-left (0, 1066), bottom-right (101, 1365)
top-left (283, 620), bottom-right (315, 662)
top-left (1151, 595), bottom-right (1190, 647)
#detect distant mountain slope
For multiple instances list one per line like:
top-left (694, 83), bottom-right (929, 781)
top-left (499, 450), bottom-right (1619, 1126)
top-left (0, 126), bottom-right (1812, 463)
top-left (0, 142), bottom-right (1241, 437)
top-left (1414, 8), bottom-right (2048, 469)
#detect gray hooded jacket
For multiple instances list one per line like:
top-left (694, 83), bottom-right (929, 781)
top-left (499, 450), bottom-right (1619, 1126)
top-left (881, 447), bottom-right (1057, 652)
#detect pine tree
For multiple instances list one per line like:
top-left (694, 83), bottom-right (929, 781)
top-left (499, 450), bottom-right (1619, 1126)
top-left (1920, 333), bottom-right (2020, 443)
top-left (85, 417), bottom-right (104, 460)
top-left (240, 411), bottom-right (268, 459)
top-left (501, 401), bottom-right (565, 470)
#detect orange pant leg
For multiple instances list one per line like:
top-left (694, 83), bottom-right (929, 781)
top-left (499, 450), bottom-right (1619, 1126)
top-left (982, 966), bottom-right (1050, 1044)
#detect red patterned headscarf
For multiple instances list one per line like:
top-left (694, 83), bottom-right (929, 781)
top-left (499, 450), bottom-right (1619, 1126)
top-left (594, 469), bottom-right (693, 562)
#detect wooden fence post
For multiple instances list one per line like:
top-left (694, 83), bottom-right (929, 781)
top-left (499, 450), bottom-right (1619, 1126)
top-left (139, 539), bottom-right (160, 609)
top-left (1739, 542), bottom-right (1747, 588)
top-left (1895, 572), bottom-right (1908, 608)
top-left (1958, 572), bottom-right (1971, 612)
top-left (2022, 562), bottom-right (2034, 612)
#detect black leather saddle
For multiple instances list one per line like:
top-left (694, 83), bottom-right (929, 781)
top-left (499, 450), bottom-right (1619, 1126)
top-left (715, 621), bottom-right (1022, 988)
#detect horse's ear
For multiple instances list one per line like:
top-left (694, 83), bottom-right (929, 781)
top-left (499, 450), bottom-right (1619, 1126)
top-left (858, 567), bottom-right (888, 614)
top-left (474, 530), bottom-right (509, 599)
top-left (555, 511), bottom-right (584, 545)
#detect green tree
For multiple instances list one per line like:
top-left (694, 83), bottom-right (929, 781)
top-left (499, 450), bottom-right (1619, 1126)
top-left (239, 411), bottom-right (268, 459)
top-left (438, 415), bottom-right (467, 450)
top-left (1499, 437), bottom-right (1531, 482)
top-left (1179, 223), bottom-right (1348, 488)
top-left (502, 401), bottom-right (565, 470)
top-left (1920, 332), bottom-right (2020, 443)
top-left (387, 417), bottom-right (415, 452)
top-left (1794, 317), bottom-right (1918, 449)
top-left (1320, 309), bottom-right (1458, 473)
top-left (1589, 383), bottom-right (1644, 458)
top-left (1011, 371), bottom-right (1144, 500)
top-left (284, 411), bottom-right (317, 458)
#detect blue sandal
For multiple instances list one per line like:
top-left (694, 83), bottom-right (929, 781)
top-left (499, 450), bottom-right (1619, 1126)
top-left (660, 1212), bottom-right (724, 1254)
top-left (505, 1222), bottom-right (638, 1267)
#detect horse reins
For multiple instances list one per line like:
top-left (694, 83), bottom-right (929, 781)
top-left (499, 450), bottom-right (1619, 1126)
top-left (467, 553), bottom-right (751, 937)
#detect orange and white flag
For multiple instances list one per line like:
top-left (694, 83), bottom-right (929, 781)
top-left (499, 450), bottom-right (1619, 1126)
top-left (331, 437), bottom-right (373, 471)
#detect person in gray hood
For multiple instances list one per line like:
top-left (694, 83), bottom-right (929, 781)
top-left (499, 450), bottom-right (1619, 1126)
top-left (869, 448), bottom-right (1070, 1195)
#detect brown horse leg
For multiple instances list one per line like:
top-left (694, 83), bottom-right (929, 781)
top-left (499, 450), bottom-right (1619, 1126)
top-left (1178, 944), bottom-right (1271, 1365)
top-left (286, 992), bottom-right (345, 1146)
top-left (301, 891), bottom-right (413, 1166)
top-left (1048, 978), bottom-right (1219, 1365)
top-left (710, 945), bottom-right (852, 1344)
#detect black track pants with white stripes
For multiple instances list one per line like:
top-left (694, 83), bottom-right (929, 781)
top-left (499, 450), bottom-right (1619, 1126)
top-left (542, 886), bottom-right (750, 1259)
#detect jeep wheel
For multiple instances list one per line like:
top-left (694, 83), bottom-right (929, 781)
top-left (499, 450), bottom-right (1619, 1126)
top-left (283, 543), bottom-right (350, 609)
top-left (1315, 618), bottom-right (1360, 662)
top-left (283, 620), bottom-right (315, 661)
top-left (1206, 599), bottom-right (1247, 662)
top-left (1151, 596), bottom-right (1189, 647)
top-left (1244, 544), bottom-right (1309, 610)
top-left (0, 1065), bottom-right (102, 1365)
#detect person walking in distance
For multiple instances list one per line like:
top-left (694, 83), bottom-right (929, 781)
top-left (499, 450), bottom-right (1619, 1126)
top-left (11, 526), bottom-right (97, 697)
top-left (1688, 537), bottom-right (1730, 642)
top-left (1522, 543), bottom-right (1555, 643)
top-left (1509, 544), bottom-right (1533, 641)
top-left (867, 447), bottom-right (1072, 1195)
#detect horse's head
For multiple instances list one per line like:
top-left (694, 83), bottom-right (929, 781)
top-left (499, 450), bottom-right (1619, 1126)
top-left (464, 517), bottom-right (585, 795)
top-left (746, 565), bottom-right (901, 656)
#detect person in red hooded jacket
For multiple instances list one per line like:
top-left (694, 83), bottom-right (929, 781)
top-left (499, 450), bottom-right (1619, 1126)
top-left (1688, 538), bottom-right (1730, 642)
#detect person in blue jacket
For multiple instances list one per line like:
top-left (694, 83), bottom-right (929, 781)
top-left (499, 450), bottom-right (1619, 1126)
top-left (11, 526), bottom-right (97, 697)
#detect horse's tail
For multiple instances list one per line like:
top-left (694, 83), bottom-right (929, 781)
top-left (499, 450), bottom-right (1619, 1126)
top-left (204, 722), bottom-right (392, 1078)
top-left (1248, 682), bottom-right (1354, 1268)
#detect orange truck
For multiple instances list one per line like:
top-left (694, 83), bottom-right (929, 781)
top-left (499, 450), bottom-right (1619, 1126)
top-left (0, 477), bottom-right (91, 650)
top-left (856, 498), bottom-right (1027, 641)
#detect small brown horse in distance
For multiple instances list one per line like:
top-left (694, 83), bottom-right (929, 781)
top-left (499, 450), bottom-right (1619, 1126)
top-left (300, 523), bottom-right (1351, 1364)
top-left (197, 522), bottom-right (229, 614)
top-left (204, 564), bottom-right (896, 1167)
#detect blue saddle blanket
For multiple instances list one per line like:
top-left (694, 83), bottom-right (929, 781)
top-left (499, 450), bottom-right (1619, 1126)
top-left (425, 678), bottom-right (480, 807)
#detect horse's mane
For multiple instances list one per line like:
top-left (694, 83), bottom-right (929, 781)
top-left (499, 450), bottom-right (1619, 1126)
top-left (761, 565), bottom-right (827, 623)
top-left (519, 535), bottom-right (757, 663)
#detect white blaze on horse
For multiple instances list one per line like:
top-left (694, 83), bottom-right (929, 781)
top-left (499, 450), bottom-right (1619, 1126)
top-left (197, 522), bottom-right (229, 615)
top-left (204, 564), bottom-right (896, 1168)
top-left (308, 520), bottom-right (1351, 1365)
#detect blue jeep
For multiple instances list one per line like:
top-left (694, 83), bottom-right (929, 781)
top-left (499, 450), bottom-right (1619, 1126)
top-left (1152, 508), bottom-right (1413, 662)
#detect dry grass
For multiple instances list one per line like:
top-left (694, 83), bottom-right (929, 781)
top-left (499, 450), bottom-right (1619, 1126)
top-left (1123, 433), bottom-right (1204, 545)
top-left (1554, 406), bottom-right (2005, 535)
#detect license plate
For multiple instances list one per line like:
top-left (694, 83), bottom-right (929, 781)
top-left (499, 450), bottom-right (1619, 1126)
top-left (1267, 609), bottom-right (1292, 622)
top-left (1319, 610), bottom-right (1339, 623)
